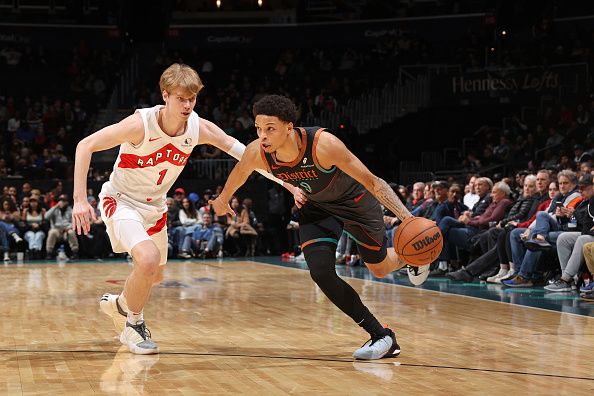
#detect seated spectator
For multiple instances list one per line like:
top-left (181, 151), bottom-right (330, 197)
top-left (166, 197), bottom-right (182, 258)
top-left (524, 170), bottom-right (582, 250)
top-left (21, 197), bottom-right (46, 259)
top-left (190, 213), bottom-right (224, 258)
top-left (432, 184), bottom-right (467, 225)
top-left (224, 196), bottom-right (244, 256)
top-left (447, 175), bottom-right (538, 282)
top-left (240, 198), bottom-right (260, 256)
top-left (431, 177), bottom-right (492, 276)
top-left (504, 171), bottom-right (581, 287)
top-left (406, 182), bottom-right (426, 211)
top-left (45, 194), bottom-right (78, 259)
top-left (177, 197), bottom-right (201, 259)
top-left (544, 174), bottom-right (593, 292)
top-left (0, 197), bottom-right (25, 262)
top-left (411, 182), bottom-right (437, 218)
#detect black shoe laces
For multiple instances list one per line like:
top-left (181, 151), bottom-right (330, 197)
top-left (130, 321), bottom-right (152, 340)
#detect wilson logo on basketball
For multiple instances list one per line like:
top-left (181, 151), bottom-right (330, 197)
top-left (411, 232), bottom-right (441, 251)
top-left (103, 197), bottom-right (117, 218)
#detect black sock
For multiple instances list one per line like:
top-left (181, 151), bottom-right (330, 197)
top-left (357, 307), bottom-right (390, 338)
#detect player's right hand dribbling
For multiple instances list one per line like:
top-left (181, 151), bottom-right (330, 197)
top-left (72, 200), bottom-right (97, 235)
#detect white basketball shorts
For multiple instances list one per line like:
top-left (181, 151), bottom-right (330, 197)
top-left (99, 182), bottom-right (168, 265)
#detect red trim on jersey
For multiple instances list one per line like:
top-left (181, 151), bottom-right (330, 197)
top-left (118, 143), bottom-right (189, 169)
top-left (102, 196), bottom-right (117, 218)
top-left (147, 212), bottom-right (167, 236)
top-left (271, 128), bottom-right (307, 168)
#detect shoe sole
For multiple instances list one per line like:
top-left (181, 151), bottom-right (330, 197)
top-left (119, 332), bottom-right (159, 355)
top-left (100, 294), bottom-right (127, 334)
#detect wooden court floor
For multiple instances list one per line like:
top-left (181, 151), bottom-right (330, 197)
top-left (0, 259), bottom-right (593, 395)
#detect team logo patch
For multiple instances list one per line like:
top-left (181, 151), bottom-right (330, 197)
top-left (303, 157), bottom-right (307, 164)
top-left (103, 196), bottom-right (117, 218)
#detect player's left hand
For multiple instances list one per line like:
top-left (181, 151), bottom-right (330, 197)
top-left (209, 197), bottom-right (234, 217)
top-left (292, 187), bottom-right (307, 208)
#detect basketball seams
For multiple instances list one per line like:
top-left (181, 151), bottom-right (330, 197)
top-left (393, 217), bottom-right (443, 265)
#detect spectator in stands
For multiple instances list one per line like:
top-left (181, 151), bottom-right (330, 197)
top-left (240, 198), bottom-right (260, 256)
top-left (447, 175), bottom-right (538, 282)
top-left (411, 182), bottom-right (437, 218)
top-left (463, 175), bottom-right (479, 209)
top-left (524, 170), bottom-right (582, 250)
top-left (0, 196), bottom-right (24, 262)
top-left (166, 197), bottom-right (182, 257)
top-left (177, 197), bottom-right (201, 259)
top-left (544, 174), bottom-right (593, 292)
top-left (574, 144), bottom-right (592, 166)
top-left (224, 196), bottom-right (244, 256)
top-left (406, 182), bottom-right (425, 211)
top-left (432, 183), bottom-right (467, 226)
top-left (504, 172), bottom-right (581, 287)
top-left (191, 212), bottom-right (224, 258)
top-left (45, 194), bottom-right (78, 259)
top-left (21, 197), bottom-right (46, 259)
top-left (172, 187), bottom-right (186, 211)
top-left (545, 127), bottom-right (564, 147)
top-left (432, 178), bottom-right (502, 276)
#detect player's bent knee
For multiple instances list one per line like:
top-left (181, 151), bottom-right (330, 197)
top-left (303, 243), bottom-right (337, 283)
top-left (131, 241), bottom-right (161, 277)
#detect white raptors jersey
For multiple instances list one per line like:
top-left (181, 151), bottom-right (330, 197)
top-left (104, 105), bottom-right (200, 206)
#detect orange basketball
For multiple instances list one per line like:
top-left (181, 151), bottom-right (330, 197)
top-left (393, 217), bottom-right (443, 267)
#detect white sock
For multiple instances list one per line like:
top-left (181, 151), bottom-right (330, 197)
top-left (439, 261), bottom-right (448, 270)
top-left (3, 252), bottom-right (9, 260)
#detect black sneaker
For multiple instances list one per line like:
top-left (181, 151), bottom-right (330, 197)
top-left (352, 328), bottom-right (400, 360)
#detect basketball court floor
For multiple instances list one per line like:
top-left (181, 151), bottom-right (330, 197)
top-left (0, 257), bottom-right (592, 394)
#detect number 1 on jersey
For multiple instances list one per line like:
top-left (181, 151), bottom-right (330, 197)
top-left (156, 169), bottom-right (167, 185)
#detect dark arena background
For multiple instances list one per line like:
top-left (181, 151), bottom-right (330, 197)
top-left (0, 1), bottom-right (593, 394)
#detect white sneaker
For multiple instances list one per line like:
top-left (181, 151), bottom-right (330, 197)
top-left (499, 269), bottom-right (515, 282)
top-left (353, 329), bottom-right (400, 360)
top-left (295, 253), bottom-right (306, 262)
top-left (407, 264), bottom-right (430, 286)
top-left (100, 293), bottom-right (128, 334)
top-left (486, 268), bottom-right (507, 283)
top-left (120, 321), bottom-right (159, 355)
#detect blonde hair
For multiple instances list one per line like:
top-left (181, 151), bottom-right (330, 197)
top-left (159, 63), bottom-right (203, 95)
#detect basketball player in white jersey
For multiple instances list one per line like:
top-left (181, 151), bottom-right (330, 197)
top-left (72, 64), bottom-right (302, 354)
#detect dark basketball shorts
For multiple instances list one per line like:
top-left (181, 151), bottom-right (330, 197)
top-left (298, 198), bottom-right (388, 264)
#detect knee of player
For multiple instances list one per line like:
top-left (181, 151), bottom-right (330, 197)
top-left (133, 250), bottom-right (161, 276)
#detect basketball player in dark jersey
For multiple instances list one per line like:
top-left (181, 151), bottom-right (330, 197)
top-left (210, 95), bottom-right (429, 360)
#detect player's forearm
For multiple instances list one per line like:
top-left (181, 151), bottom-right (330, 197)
top-left (372, 176), bottom-right (412, 220)
top-left (73, 141), bottom-right (93, 202)
top-left (218, 165), bottom-right (252, 203)
top-left (225, 138), bottom-right (284, 187)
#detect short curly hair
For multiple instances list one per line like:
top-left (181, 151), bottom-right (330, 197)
top-left (252, 95), bottom-right (297, 123)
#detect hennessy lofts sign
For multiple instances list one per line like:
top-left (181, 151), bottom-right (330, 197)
top-left (432, 64), bottom-right (587, 105)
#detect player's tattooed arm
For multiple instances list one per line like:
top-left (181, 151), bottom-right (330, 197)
top-left (372, 176), bottom-right (412, 221)
top-left (316, 131), bottom-right (412, 220)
